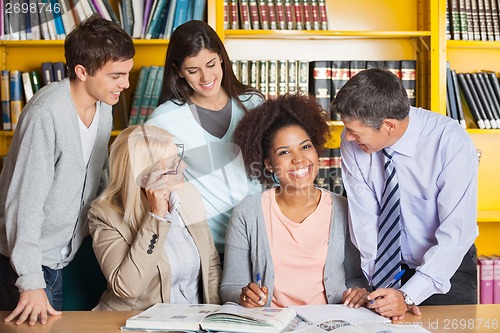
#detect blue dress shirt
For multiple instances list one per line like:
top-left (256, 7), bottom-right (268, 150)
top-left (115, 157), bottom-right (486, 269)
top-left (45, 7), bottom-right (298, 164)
top-left (341, 107), bottom-right (478, 305)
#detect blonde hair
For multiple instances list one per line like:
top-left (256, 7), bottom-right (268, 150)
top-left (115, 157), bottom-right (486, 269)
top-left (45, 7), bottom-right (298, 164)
top-left (93, 125), bottom-right (175, 234)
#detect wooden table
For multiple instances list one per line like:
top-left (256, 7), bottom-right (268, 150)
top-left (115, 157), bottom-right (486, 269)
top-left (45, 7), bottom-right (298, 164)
top-left (1, 304), bottom-right (500, 332)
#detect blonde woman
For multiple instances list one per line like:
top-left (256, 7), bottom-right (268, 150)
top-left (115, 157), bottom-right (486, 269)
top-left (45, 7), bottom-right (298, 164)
top-left (89, 125), bottom-right (221, 311)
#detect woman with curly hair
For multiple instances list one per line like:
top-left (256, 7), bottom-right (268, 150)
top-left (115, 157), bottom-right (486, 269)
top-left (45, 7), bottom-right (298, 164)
top-left (221, 94), bottom-right (368, 309)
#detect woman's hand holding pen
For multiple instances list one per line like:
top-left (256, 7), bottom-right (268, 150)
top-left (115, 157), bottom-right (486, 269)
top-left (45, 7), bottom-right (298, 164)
top-left (240, 282), bottom-right (268, 308)
top-left (342, 287), bottom-right (369, 308)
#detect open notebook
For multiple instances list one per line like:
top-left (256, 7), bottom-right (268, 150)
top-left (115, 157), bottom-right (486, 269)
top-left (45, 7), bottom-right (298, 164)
top-left (122, 302), bottom-right (297, 333)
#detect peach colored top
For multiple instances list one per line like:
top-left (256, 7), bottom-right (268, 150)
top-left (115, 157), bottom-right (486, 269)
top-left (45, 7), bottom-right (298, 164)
top-left (262, 188), bottom-right (331, 307)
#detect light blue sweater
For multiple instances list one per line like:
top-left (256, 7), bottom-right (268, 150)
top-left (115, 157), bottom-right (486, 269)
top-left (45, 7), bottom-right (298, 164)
top-left (0, 79), bottom-right (112, 291)
top-left (146, 95), bottom-right (264, 254)
top-left (221, 190), bottom-right (368, 305)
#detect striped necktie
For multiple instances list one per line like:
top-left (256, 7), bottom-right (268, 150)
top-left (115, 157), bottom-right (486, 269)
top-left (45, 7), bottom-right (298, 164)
top-left (372, 148), bottom-right (402, 289)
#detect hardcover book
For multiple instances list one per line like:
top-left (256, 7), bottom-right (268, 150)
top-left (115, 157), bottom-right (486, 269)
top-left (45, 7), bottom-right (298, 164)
top-left (1, 70), bottom-right (11, 131)
top-left (123, 302), bottom-right (296, 333)
top-left (457, 72), bottom-right (485, 129)
top-left (400, 60), bottom-right (417, 106)
top-left (470, 72), bottom-right (496, 128)
top-left (479, 256), bottom-right (494, 304)
top-left (451, 69), bottom-right (467, 128)
top-left (309, 60), bottom-right (332, 118)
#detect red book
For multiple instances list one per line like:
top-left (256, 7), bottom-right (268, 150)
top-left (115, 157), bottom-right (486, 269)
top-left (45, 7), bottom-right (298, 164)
top-left (267, 0), bottom-right (277, 30)
top-left (479, 256), bottom-right (494, 304)
top-left (284, 0), bottom-right (294, 30)
top-left (302, 0), bottom-right (312, 30)
top-left (230, 0), bottom-right (239, 30)
top-left (249, 0), bottom-right (260, 29)
top-left (293, 0), bottom-right (303, 30)
top-left (258, 0), bottom-right (269, 29)
top-left (310, 0), bottom-right (319, 30)
top-left (239, 0), bottom-right (251, 29)
top-left (318, 0), bottom-right (328, 30)
top-left (223, 0), bottom-right (229, 30)
top-left (275, 0), bottom-right (286, 30)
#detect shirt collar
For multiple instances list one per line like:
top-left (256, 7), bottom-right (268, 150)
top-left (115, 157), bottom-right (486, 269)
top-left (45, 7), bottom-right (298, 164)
top-left (389, 107), bottom-right (419, 158)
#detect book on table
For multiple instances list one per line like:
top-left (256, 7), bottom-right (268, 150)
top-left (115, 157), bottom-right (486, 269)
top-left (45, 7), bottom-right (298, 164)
top-left (122, 302), bottom-right (297, 333)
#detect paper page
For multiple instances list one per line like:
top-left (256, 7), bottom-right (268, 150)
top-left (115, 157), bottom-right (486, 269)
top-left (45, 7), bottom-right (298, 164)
top-left (289, 305), bottom-right (390, 326)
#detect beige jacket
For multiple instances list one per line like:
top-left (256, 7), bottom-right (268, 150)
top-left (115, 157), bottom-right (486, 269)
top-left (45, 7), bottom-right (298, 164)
top-left (88, 182), bottom-right (222, 311)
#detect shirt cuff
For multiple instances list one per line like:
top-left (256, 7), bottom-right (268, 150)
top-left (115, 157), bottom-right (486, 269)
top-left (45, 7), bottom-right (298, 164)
top-left (148, 212), bottom-right (171, 223)
top-left (400, 270), bottom-right (443, 305)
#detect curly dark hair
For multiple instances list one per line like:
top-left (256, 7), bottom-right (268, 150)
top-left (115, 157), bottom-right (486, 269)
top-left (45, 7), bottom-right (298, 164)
top-left (233, 94), bottom-right (330, 186)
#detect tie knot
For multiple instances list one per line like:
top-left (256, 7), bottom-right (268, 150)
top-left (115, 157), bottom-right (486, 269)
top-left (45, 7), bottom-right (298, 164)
top-left (382, 148), bottom-right (394, 160)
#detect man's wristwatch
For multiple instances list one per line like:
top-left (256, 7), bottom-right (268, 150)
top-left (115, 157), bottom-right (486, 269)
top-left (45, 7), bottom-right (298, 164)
top-left (400, 291), bottom-right (415, 310)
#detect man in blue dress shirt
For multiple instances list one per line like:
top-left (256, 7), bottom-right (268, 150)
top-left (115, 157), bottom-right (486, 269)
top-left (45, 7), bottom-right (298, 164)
top-left (332, 68), bottom-right (478, 320)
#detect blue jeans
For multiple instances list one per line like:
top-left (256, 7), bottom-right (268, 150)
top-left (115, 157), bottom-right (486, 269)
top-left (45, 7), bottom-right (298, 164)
top-left (0, 254), bottom-right (63, 311)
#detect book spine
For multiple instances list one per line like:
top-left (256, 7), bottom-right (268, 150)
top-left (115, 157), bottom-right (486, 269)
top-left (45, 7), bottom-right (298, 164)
top-left (315, 149), bottom-right (331, 191)
top-left (267, 0), bottom-right (277, 30)
top-left (465, 0), bottom-right (475, 40)
top-left (239, 60), bottom-right (249, 85)
top-left (310, 0), bottom-right (319, 30)
top-left (297, 60), bottom-right (309, 96)
top-left (479, 72), bottom-right (500, 126)
top-left (287, 60), bottom-right (297, 94)
top-left (275, 0), bottom-right (286, 30)
top-left (471, 72), bottom-right (495, 128)
top-left (277, 59), bottom-right (288, 96)
top-left (458, 0), bottom-right (469, 39)
top-left (484, 0), bottom-right (495, 40)
top-left (258, 60), bottom-right (268, 98)
top-left (146, 66), bottom-right (164, 120)
top-left (318, 0), bottom-right (328, 30)
top-left (138, 66), bottom-right (159, 124)
top-left (268, 60), bottom-right (278, 99)
top-left (258, 0), bottom-right (269, 29)
top-left (129, 66), bottom-right (149, 126)
top-left (9, 70), bottom-right (24, 130)
top-left (331, 60), bottom-right (350, 104)
top-left (487, 71), bottom-right (500, 128)
top-left (30, 71), bottom-right (42, 93)
top-left (446, 62), bottom-right (459, 122)
top-left (1, 70), bottom-right (11, 131)
top-left (330, 148), bottom-right (344, 196)
top-left (21, 72), bottom-right (34, 102)
top-left (477, 0), bottom-right (488, 40)
top-left (293, 0), bottom-right (303, 30)
top-left (464, 73), bottom-right (488, 128)
top-left (471, 0), bottom-right (481, 40)
top-left (284, 0), bottom-right (294, 30)
top-left (451, 69), bottom-right (467, 128)
top-left (401, 60), bottom-right (417, 107)
top-left (366, 60), bottom-right (385, 69)
top-left (302, 0), bottom-right (312, 30)
top-left (249, 60), bottom-right (259, 90)
top-left (230, 0), bottom-right (239, 29)
top-left (457, 72), bottom-right (484, 128)
top-left (231, 60), bottom-right (240, 81)
top-left (349, 60), bottom-right (366, 78)
top-left (490, 0), bottom-right (500, 40)
top-left (239, 0), bottom-right (251, 30)
top-left (41, 62), bottom-right (54, 86)
top-left (309, 60), bottom-right (332, 119)
top-left (249, 0), bottom-right (260, 29)
top-left (492, 256), bottom-right (500, 304)
top-left (53, 62), bottom-right (67, 82)
top-left (449, 0), bottom-right (461, 40)
top-left (479, 256), bottom-right (494, 304)
top-left (224, 0), bottom-right (229, 30)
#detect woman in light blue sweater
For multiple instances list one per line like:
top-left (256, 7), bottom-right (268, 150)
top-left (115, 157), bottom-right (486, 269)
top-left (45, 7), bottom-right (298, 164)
top-left (146, 21), bottom-right (264, 258)
top-left (221, 94), bottom-right (369, 308)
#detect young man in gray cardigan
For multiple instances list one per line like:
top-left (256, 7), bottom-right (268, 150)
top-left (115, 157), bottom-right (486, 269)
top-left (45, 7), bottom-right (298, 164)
top-left (0, 15), bottom-right (134, 326)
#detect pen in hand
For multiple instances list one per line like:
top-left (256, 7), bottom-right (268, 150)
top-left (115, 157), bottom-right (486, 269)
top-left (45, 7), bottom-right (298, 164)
top-left (369, 269), bottom-right (406, 304)
top-left (256, 272), bottom-right (262, 289)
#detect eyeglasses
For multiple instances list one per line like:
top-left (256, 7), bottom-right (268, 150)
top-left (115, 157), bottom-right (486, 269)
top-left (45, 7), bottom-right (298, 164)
top-left (141, 124), bottom-right (184, 175)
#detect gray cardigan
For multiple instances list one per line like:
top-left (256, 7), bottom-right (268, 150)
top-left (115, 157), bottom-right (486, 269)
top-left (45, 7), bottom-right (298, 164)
top-left (0, 79), bottom-right (112, 292)
top-left (220, 190), bottom-right (367, 306)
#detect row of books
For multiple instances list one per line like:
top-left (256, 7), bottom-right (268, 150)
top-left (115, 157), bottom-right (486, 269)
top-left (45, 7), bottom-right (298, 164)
top-left (446, 0), bottom-right (500, 41)
top-left (127, 65), bottom-right (165, 126)
top-left (0, 0), bottom-right (206, 40)
top-left (231, 59), bottom-right (417, 120)
top-left (446, 65), bottom-right (500, 129)
top-left (315, 148), bottom-right (344, 196)
top-left (120, 0), bottom-right (207, 39)
top-left (1, 62), bottom-right (67, 130)
top-left (478, 255), bottom-right (500, 304)
top-left (224, 0), bottom-right (329, 31)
